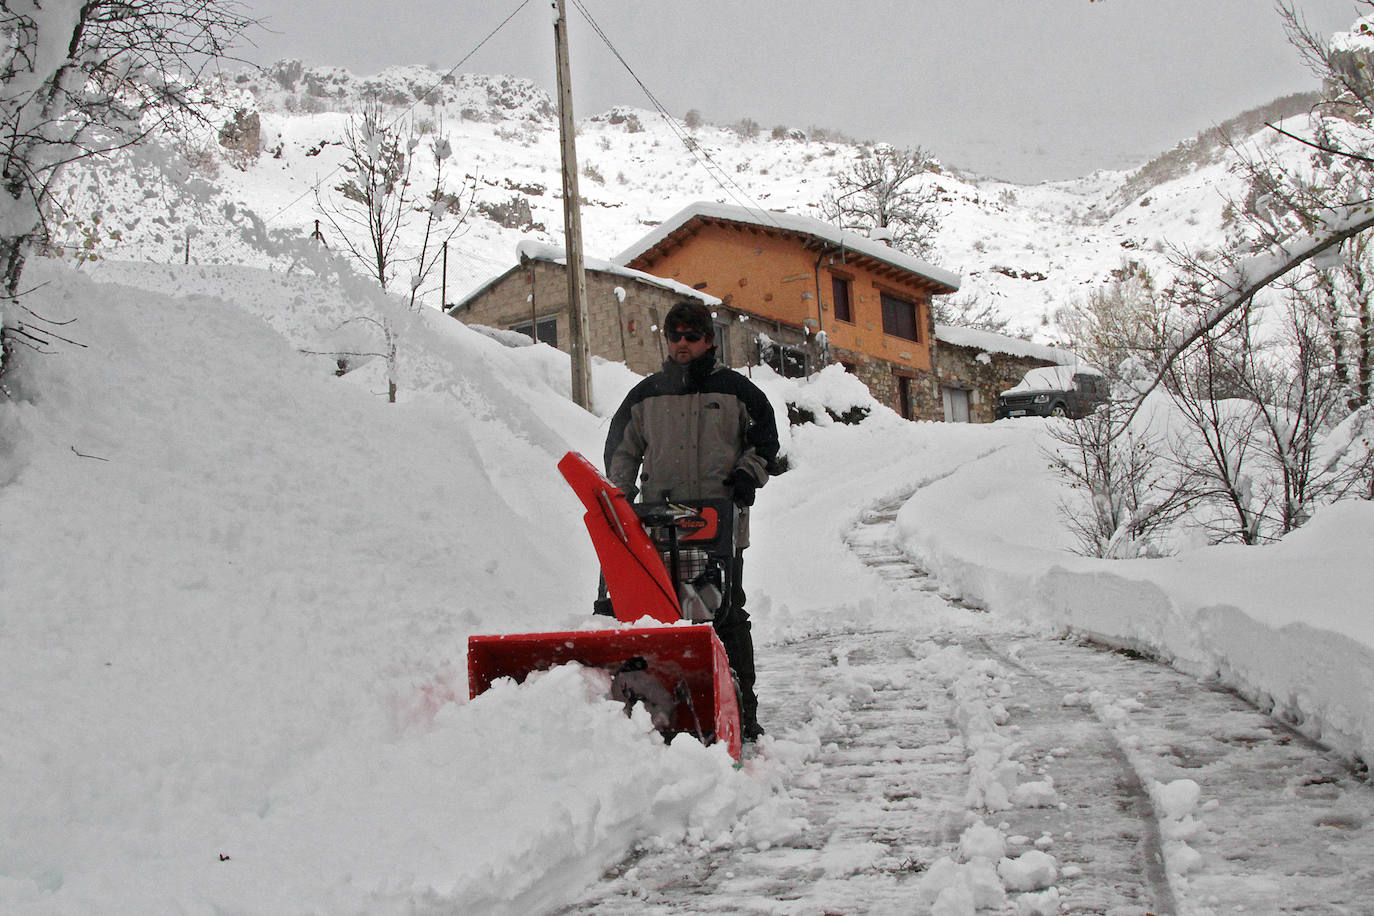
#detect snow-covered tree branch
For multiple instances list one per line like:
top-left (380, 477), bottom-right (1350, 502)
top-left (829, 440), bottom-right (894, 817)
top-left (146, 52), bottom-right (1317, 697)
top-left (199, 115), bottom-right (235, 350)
top-left (1, 0), bottom-right (256, 290)
top-left (1, 0), bottom-right (255, 374)
top-left (1159, 205), bottom-right (1374, 388)
top-left (1136, 2), bottom-right (1374, 412)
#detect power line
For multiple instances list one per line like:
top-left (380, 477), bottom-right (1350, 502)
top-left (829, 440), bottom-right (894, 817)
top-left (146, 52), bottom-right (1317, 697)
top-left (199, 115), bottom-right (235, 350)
top-left (567, 0), bottom-right (781, 229)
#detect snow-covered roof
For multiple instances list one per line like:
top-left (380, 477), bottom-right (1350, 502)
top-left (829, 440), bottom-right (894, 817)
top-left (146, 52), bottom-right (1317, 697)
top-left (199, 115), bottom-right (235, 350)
top-left (934, 323), bottom-right (1081, 365)
top-left (453, 241), bottom-right (721, 311)
top-left (614, 201), bottom-right (962, 293)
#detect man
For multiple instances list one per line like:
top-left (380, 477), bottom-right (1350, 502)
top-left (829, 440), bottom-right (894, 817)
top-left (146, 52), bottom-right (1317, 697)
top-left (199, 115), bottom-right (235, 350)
top-left (604, 300), bottom-right (781, 741)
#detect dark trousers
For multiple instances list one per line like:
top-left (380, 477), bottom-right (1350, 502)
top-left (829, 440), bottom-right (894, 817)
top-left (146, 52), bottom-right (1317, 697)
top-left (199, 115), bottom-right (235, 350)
top-left (713, 550), bottom-right (758, 725)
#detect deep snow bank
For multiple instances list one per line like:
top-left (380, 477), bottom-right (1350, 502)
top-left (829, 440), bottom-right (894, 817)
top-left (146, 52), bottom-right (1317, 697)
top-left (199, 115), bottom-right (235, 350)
top-left (0, 261), bottom-right (763, 913)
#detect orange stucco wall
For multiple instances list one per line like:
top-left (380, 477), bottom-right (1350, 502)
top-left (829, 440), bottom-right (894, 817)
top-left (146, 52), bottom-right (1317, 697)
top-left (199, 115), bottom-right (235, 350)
top-left (630, 223), bottom-right (935, 373)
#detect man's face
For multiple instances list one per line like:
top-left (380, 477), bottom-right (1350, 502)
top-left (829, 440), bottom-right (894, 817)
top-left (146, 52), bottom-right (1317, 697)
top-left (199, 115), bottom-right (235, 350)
top-left (667, 323), bottom-right (712, 365)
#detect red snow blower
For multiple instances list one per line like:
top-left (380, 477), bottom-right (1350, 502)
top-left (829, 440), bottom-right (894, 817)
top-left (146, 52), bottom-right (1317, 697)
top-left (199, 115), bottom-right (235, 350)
top-left (466, 452), bottom-right (742, 759)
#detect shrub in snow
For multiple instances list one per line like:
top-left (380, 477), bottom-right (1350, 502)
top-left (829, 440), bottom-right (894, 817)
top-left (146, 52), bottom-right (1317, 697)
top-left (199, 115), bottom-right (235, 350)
top-left (772, 364), bottom-right (880, 428)
top-left (1045, 395), bottom-right (1189, 559)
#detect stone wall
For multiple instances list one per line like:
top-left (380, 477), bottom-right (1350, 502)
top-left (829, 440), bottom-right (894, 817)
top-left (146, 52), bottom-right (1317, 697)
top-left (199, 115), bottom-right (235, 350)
top-left (832, 345), bottom-right (942, 421)
top-left (936, 342), bottom-right (1058, 424)
top-left (453, 258), bottom-right (812, 375)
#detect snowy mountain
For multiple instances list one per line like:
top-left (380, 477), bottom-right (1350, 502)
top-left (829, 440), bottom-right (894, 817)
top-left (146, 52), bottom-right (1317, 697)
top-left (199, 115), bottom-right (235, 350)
top-left (48, 62), bottom-right (1318, 341)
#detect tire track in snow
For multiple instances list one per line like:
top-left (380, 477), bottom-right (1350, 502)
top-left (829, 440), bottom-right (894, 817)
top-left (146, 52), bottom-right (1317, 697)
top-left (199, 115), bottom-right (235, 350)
top-left (862, 489), bottom-right (1374, 912)
top-left (956, 634), bottom-right (1178, 914)
top-left (991, 635), bottom-right (1374, 913)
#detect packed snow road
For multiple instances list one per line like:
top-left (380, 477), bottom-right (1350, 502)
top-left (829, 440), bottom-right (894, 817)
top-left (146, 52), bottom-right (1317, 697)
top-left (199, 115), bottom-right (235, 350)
top-left (557, 502), bottom-right (1374, 915)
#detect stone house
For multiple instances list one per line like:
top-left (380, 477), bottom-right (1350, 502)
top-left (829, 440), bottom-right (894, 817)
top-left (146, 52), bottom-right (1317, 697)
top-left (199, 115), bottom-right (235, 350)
top-left (448, 241), bottom-right (812, 377)
top-left (452, 206), bottom-right (1080, 423)
top-left (615, 201), bottom-right (962, 420)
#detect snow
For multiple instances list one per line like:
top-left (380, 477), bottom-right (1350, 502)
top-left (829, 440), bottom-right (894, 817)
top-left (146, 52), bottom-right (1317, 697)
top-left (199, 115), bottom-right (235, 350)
top-left (893, 420), bottom-right (1374, 766)
top-left (3, 258), bottom-right (1374, 912)
top-left (933, 324), bottom-right (1077, 365)
top-left (39, 59), bottom-right (1331, 350)
top-left (1001, 365), bottom-right (1098, 394)
top-left (998, 850), bottom-right (1058, 892)
top-left (5, 44), bottom-right (1374, 911)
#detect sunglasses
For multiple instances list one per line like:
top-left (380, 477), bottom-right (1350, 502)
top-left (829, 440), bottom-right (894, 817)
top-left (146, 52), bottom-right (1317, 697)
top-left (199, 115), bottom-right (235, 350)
top-left (665, 328), bottom-right (706, 343)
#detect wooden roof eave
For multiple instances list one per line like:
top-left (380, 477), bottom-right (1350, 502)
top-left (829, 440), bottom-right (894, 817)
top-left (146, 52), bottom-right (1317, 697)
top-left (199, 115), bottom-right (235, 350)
top-left (832, 250), bottom-right (952, 296)
top-left (637, 214), bottom-right (957, 295)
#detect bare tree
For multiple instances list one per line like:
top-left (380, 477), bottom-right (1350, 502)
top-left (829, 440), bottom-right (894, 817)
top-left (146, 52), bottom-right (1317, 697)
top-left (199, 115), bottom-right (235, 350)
top-left (1137, 2), bottom-right (1374, 407)
top-left (1055, 262), bottom-right (1173, 384)
top-left (818, 145), bottom-right (942, 257)
top-left (1, 0), bottom-right (256, 366)
top-left (404, 134), bottom-right (477, 310)
top-left (1235, 296), bottom-right (1353, 533)
top-left (1046, 398), bottom-right (1193, 558)
top-left (318, 103), bottom-right (474, 308)
top-left (932, 292), bottom-right (1011, 334)
top-left (316, 99), bottom-right (415, 293)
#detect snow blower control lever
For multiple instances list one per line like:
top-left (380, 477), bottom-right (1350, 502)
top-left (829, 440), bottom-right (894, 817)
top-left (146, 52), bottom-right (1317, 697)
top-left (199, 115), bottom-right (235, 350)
top-left (632, 499), bottom-right (737, 624)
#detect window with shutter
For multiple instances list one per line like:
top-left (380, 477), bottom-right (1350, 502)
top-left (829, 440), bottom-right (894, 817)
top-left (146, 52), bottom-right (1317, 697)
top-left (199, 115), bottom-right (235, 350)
top-left (880, 292), bottom-right (919, 342)
top-left (831, 275), bottom-right (853, 323)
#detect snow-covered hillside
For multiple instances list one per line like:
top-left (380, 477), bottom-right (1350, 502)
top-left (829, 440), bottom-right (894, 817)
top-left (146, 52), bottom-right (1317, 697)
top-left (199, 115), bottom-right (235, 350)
top-left (46, 62), bottom-right (1319, 341)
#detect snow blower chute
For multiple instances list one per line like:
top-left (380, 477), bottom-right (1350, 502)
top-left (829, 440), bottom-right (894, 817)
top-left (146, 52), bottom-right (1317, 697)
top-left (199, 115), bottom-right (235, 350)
top-left (466, 452), bottom-right (742, 759)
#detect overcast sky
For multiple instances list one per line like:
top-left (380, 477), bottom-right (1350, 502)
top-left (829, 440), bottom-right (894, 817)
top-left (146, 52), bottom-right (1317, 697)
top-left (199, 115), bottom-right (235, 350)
top-left (237, 0), bottom-right (1362, 184)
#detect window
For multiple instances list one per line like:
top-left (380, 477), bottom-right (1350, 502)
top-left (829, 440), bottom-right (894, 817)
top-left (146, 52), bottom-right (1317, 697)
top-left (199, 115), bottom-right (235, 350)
top-left (831, 275), bottom-right (853, 323)
top-left (511, 315), bottom-right (558, 347)
top-left (880, 292), bottom-right (920, 342)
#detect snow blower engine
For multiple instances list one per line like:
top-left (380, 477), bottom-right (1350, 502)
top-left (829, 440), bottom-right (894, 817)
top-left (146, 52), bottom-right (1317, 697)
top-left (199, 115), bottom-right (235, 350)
top-left (466, 452), bottom-right (743, 759)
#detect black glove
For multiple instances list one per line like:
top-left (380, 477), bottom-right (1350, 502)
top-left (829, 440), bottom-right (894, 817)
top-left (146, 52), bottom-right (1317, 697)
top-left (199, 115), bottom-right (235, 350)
top-left (724, 468), bottom-right (757, 507)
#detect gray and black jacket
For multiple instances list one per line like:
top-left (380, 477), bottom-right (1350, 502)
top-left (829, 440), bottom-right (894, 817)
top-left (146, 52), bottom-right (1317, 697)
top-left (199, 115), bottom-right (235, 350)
top-left (604, 350), bottom-right (780, 546)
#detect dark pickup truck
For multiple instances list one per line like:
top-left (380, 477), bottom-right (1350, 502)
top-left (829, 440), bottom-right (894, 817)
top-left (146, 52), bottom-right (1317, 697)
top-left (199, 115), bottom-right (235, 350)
top-left (996, 366), bottom-right (1108, 419)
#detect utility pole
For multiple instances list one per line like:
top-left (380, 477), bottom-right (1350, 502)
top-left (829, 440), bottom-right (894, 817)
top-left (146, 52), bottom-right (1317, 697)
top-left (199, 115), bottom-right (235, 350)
top-left (553, 0), bottom-right (594, 410)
